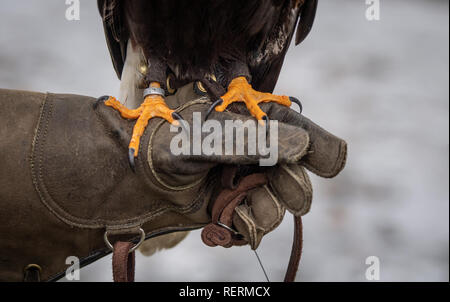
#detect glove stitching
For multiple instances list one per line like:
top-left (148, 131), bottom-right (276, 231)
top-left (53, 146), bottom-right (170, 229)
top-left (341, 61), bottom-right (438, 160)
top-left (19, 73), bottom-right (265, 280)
top-left (279, 165), bottom-right (312, 216)
top-left (30, 95), bottom-right (210, 229)
top-left (146, 97), bottom-right (210, 191)
top-left (262, 185), bottom-right (286, 234)
top-left (235, 206), bottom-right (258, 249)
top-left (302, 140), bottom-right (347, 178)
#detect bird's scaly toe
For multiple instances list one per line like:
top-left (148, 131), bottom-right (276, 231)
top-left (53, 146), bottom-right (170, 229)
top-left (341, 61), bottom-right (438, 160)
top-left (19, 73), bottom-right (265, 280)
top-left (105, 96), bottom-right (143, 119)
top-left (128, 95), bottom-right (180, 158)
top-left (104, 94), bottom-right (183, 171)
top-left (211, 77), bottom-right (294, 123)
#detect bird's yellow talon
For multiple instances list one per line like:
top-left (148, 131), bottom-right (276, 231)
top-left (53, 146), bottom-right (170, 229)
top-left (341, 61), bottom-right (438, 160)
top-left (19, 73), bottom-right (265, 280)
top-left (105, 94), bottom-right (177, 158)
top-left (105, 97), bottom-right (142, 119)
top-left (215, 77), bottom-right (292, 120)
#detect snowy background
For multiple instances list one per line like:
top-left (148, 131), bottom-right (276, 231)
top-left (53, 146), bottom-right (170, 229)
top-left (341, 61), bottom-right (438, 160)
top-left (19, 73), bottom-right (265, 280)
top-left (0, 0), bottom-right (448, 282)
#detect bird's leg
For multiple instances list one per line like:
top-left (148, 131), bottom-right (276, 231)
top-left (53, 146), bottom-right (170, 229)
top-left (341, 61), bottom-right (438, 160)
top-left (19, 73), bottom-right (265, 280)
top-left (104, 82), bottom-right (183, 171)
top-left (102, 57), bottom-right (186, 170)
top-left (205, 77), bottom-right (302, 125)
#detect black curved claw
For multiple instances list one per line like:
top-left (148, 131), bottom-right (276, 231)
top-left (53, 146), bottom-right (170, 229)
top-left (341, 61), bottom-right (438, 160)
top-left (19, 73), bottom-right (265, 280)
top-left (262, 115), bottom-right (270, 136)
top-left (289, 97), bottom-right (303, 114)
top-left (205, 99), bottom-right (224, 121)
top-left (128, 148), bottom-right (136, 173)
top-left (172, 112), bottom-right (189, 133)
top-left (93, 95), bottom-right (110, 110)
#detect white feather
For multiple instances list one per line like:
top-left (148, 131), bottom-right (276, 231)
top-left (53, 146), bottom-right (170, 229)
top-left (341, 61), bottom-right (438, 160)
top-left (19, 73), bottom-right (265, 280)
top-left (119, 40), bottom-right (146, 109)
top-left (139, 232), bottom-right (190, 257)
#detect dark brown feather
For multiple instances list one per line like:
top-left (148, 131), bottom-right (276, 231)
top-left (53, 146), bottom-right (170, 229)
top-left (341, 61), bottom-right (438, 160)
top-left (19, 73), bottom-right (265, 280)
top-left (98, 0), bottom-right (128, 79)
top-left (250, 0), bottom-right (318, 92)
top-left (296, 0), bottom-right (318, 45)
top-left (98, 0), bottom-right (318, 93)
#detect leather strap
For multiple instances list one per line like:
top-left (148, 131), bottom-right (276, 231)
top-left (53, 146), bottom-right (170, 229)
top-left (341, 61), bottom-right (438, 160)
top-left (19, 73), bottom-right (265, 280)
top-left (201, 172), bottom-right (267, 248)
top-left (112, 242), bottom-right (136, 282)
top-left (202, 166), bottom-right (304, 282)
top-left (110, 166), bottom-right (303, 282)
top-left (284, 215), bottom-right (303, 282)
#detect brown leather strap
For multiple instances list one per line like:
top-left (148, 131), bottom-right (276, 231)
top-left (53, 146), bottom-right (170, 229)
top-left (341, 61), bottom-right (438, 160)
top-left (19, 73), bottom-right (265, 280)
top-left (284, 215), bottom-right (303, 282)
top-left (202, 166), bottom-right (304, 282)
top-left (202, 172), bottom-right (267, 248)
top-left (213, 174), bottom-right (267, 222)
top-left (112, 242), bottom-right (136, 282)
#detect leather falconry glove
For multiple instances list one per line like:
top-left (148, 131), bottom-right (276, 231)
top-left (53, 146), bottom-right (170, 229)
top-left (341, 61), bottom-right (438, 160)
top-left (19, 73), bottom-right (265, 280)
top-left (0, 84), bottom-right (346, 282)
top-left (201, 95), bottom-right (348, 253)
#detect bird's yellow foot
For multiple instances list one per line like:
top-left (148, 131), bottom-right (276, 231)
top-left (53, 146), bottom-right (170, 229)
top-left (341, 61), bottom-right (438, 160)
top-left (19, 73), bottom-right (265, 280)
top-left (104, 89), bottom-right (183, 171)
top-left (205, 77), bottom-right (302, 125)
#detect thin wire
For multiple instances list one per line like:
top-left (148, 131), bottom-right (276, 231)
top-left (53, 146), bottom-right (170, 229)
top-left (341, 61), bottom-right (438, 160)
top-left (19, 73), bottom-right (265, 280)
top-left (253, 250), bottom-right (270, 282)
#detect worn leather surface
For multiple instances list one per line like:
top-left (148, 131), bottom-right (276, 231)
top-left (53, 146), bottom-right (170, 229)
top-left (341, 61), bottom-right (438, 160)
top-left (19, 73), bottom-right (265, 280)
top-left (0, 89), bottom-right (101, 282)
top-left (0, 84), bottom-right (347, 281)
top-left (0, 87), bottom-right (211, 281)
top-left (30, 91), bottom-right (211, 229)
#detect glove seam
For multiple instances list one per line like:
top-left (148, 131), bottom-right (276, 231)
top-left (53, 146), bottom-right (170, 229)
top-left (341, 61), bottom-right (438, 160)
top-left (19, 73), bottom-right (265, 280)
top-left (302, 140), bottom-right (347, 178)
top-left (262, 185), bottom-right (286, 234)
top-left (276, 165), bottom-right (312, 216)
top-left (30, 95), bottom-right (209, 229)
top-left (235, 206), bottom-right (258, 248)
top-left (146, 97), bottom-right (210, 191)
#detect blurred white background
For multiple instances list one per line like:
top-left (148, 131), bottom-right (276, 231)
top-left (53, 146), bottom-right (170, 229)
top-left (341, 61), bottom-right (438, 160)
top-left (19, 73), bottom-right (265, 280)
top-left (0, 0), bottom-right (448, 281)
